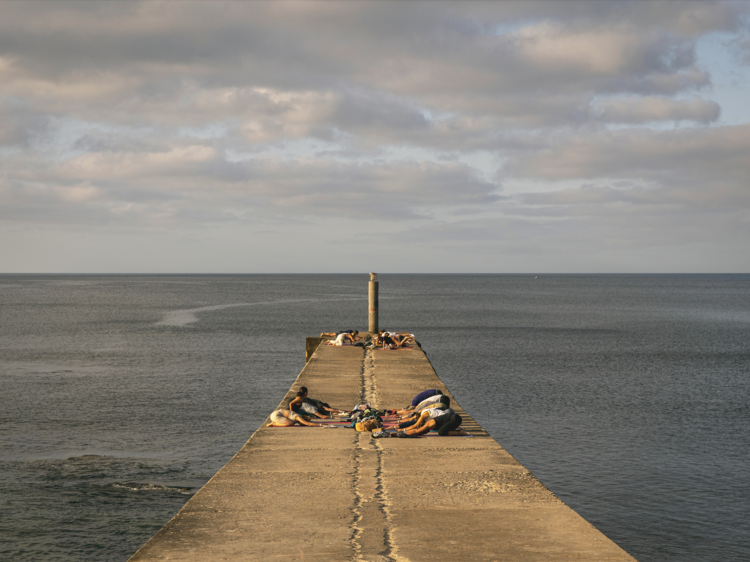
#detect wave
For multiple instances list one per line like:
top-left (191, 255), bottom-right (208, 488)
top-left (112, 482), bottom-right (193, 495)
top-left (155, 303), bottom-right (253, 326)
top-left (155, 297), bottom-right (361, 327)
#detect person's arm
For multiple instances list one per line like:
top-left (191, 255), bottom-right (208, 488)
top-left (406, 419), bottom-right (437, 436)
top-left (410, 411), bottom-right (430, 431)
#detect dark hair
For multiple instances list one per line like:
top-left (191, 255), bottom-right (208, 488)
top-left (296, 391), bottom-right (304, 397)
top-left (441, 396), bottom-right (450, 408)
top-left (299, 387), bottom-right (308, 394)
top-left (436, 390), bottom-right (443, 395)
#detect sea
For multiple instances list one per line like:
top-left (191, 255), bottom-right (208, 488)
top-left (1, 274), bottom-right (748, 561)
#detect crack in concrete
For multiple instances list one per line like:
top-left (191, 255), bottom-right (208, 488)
top-left (349, 349), bottom-right (405, 562)
top-left (350, 352), bottom-right (367, 560)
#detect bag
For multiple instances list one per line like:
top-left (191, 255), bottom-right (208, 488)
top-left (355, 418), bottom-right (382, 432)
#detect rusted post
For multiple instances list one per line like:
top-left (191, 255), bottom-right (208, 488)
top-left (368, 273), bottom-right (378, 334)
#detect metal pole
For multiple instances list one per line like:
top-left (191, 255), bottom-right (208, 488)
top-left (368, 273), bottom-right (378, 334)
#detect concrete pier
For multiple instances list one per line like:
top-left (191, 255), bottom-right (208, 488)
top-left (129, 341), bottom-right (636, 561)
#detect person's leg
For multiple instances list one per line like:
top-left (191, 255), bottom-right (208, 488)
top-left (437, 413), bottom-right (462, 436)
top-left (327, 408), bottom-right (346, 415)
top-left (289, 412), bottom-right (321, 427)
top-left (444, 428), bottom-right (469, 436)
top-left (299, 402), bottom-right (315, 414)
top-left (296, 417), bottom-right (322, 427)
top-left (398, 418), bottom-right (418, 429)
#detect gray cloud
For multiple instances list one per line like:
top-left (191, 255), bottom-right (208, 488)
top-left (1, 149), bottom-right (500, 225)
top-left (509, 124), bottom-right (750, 193)
top-left (0, 2), bottom-right (740, 127)
top-left (1, 0), bottom-right (749, 272)
top-left (588, 95), bottom-right (720, 123)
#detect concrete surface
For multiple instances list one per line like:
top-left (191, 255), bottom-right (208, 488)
top-left (129, 341), bottom-right (637, 561)
top-left (305, 336), bottom-right (326, 362)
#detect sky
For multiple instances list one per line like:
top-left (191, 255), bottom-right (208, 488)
top-left (1, 0), bottom-right (749, 273)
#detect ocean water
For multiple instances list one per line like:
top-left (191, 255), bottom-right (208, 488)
top-left (1, 274), bottom-right (748, 561)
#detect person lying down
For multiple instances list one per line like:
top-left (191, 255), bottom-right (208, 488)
top-left (267, 409), bottom-right (322, 427)
top-left (393, 391), bottom-right (446, 417)
top-left (398, 396), bottom-right (451, 424)
top-left (402, 408), bottom-right (467, 436)
top-left (320, 330), bottom-right (363, 346)
top-left (320, 329), bottom-right (360, 339)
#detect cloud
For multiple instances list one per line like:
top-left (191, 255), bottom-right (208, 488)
top-left (0, 2), bottom-right (738, 128)
top-left (729, 32), bottom-right (750, 65)
top-left (1, 148), bottom-right (501, 225)
top-left (1, 1), bottom-right (749, 272)
top-left (509, 123), bottom-right (750, 189)
top-left (589, 95), bottom-right (720, 123)
top-left (384, 202), bottom-right (750, 257)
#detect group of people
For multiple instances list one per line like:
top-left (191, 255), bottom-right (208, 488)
top-left (390, 388), bottom-right (465, 437)
top-left (319, 329), bottom-right (417, 349)
top-left (267, 386), bottom-right (467, 437)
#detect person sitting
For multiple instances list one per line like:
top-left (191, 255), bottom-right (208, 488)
top-left (289, 391), bottom-right (329, 418)
top-left (267, 409), bottom-right (322, 427)
top-left (298, 386), bottom-right (346, 415)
